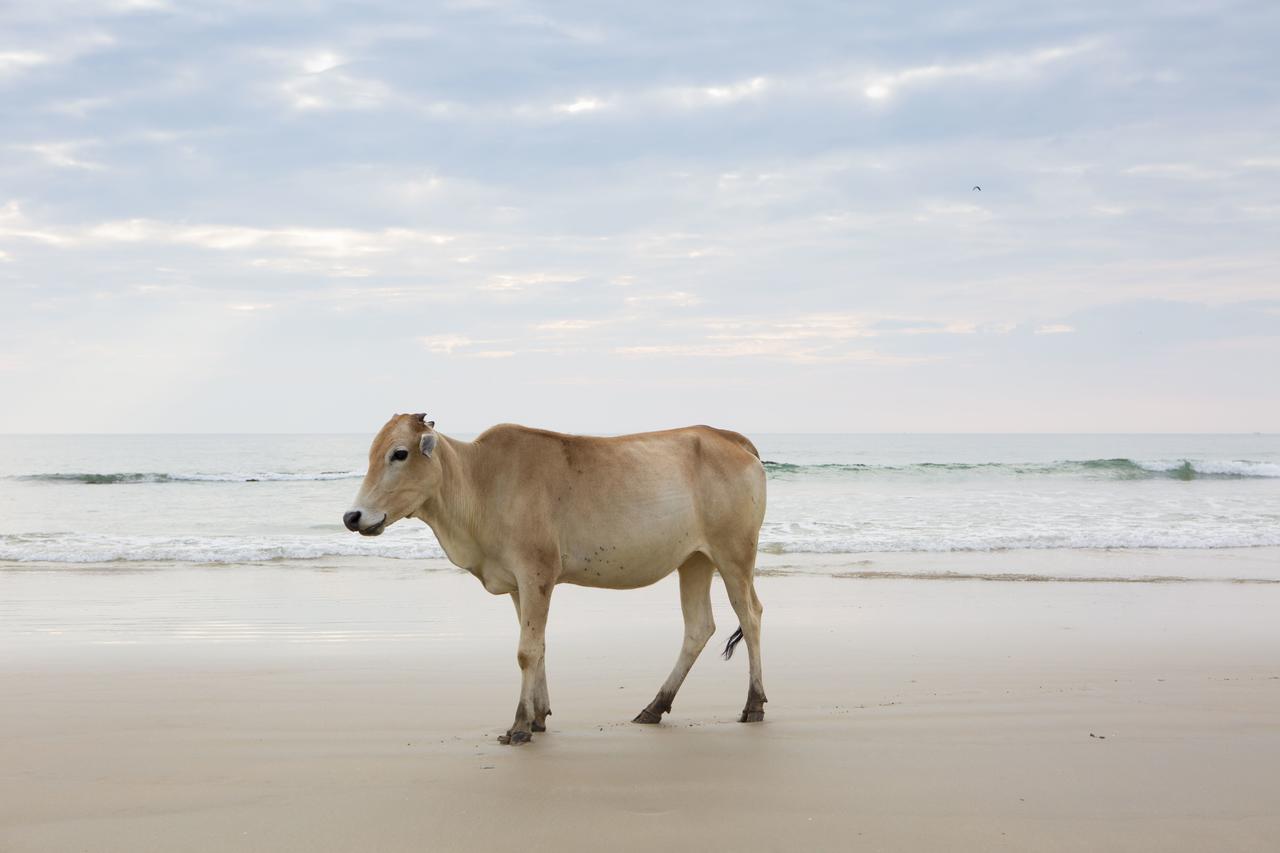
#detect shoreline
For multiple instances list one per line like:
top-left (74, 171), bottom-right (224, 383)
top-left (4, 544), bottom-right (1279, 582)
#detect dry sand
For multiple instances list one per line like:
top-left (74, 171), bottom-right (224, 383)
top-left (2, 551), bottom-right (1279, 852)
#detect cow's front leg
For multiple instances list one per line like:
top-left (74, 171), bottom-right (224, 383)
top-left (498, 576), bottom-right (553, 745)
top-left (509, 591), bottom-right (551, 732)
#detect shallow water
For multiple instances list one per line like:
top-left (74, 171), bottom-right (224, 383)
top-left (1, 433), bottom-right (1278, 568)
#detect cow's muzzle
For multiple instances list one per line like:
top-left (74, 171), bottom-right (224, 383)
top-left (343, 510), bottom-right (387, 536)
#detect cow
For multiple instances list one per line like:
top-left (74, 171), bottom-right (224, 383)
top-left (343, 413), bottom-right (768, 745)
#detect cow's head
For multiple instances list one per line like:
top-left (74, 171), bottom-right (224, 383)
top-left (343, 413), bottom-right (440, 536)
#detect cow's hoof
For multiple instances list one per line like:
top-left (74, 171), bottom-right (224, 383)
top-left (633, 707), bottom-right (664, 725)
top-left (498, 730), bottom-right (532, 745)
top-left (739, 710), bottom-right (765, 723)
top-left (532, 721), bottom-right (546, 732)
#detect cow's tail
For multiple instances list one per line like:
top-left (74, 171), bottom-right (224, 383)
top-left (713, 427), bottom-right (758, 662)
top-left (722, 626), bottom-right (745, 660)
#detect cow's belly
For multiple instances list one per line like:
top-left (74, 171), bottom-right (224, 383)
top-left (556, 518), bottom-right (703, 590)
top-left (551, 471), bottom-right (713, 589)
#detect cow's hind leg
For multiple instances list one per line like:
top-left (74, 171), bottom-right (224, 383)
top-left (633, 555), bottom-right (715, 724)
top-left (719, 551), bottom-right (766, 723)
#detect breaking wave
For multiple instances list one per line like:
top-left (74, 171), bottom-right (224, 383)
top-left (16, 471), bottom-right (362, 484)
top-left (762, 458), bottom-right (1280, 480)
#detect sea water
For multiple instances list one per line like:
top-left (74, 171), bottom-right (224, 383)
top-left (1, 433), bottom-right (1278, 576)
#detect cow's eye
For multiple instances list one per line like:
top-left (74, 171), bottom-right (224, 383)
top-left (391, 449), bottom-right (409, 462)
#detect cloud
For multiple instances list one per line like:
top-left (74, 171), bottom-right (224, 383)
top-left (45, 95), bottom-right (115, 117)
top-left (420, 335), bottom-right (476, 354)
top-left (65, 0), bottom-right (174, 12)
top-left (1034, 324), bottom-right (1075, 335)
top-left (614, 341), bottom-right (923, 365)
top-left (552, 96), bottom-right (610, 115)
top-left (272, 50), bottom-right (393, 111)
top-left (243, 36), bottom-right (1095, 124)
top-left (524, 76), bottom-right (768, 120)
top-left (534, 318), bottom-right (608, 333)
top-left (12, 141), bottom-right (104, 170)
top-left (247, 257), bottom-right (373, 278)
top-left (1239, 205), bottom-right (1280, 220)
top-left (0, 50), bottom-right (51, 80)
top-left (0, 207), bottom-right (455, 259)
top-left (419, 335), bottom-right (514, 358)
top-left (279, 68), bottom-right (392, 111)
top-left (482, 272), bottom-right (582, 292)
top-left (300, 50), bottom-right (345, 74)
top-left (0, 32), bottom-right (115, 84)
top-left (417, 309), bottom-right (983, 365)
top-left (1124, 162), bottom-right (1227, 180)
top-left (912, 202), bottom-right (992, 224)
top-left (623, 291), bottom-right (703, 307)
top-left (659, 76), bottom-right (770, 109)
top-left (610, 312), bottom-right (981, 364)
top-left (856, 39), bottom-right (1099, 101)
top-left (579, 41), bottom-right (1085, 118)
top-left (0, 201), bottom-right (70, 245)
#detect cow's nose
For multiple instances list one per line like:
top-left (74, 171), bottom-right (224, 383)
top-left (343, 510), bottom-right (362, 531)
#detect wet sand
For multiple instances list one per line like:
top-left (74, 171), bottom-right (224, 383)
top-left (2, 552), bottom-right (1279, 852)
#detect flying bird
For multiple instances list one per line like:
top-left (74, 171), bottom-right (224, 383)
top-left (972, 185), bottom-right (982, 191)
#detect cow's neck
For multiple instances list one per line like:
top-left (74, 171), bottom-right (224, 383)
top-left (415, 433), bottom-right (484, 571)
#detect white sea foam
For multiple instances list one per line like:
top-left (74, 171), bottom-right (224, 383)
top-left (757, 522), bottom-right (1280, 555)
top-left (5, 523), bottom-right (1280, 564)
top-left (17, 471), bottom-right (362, 484)
top-left (0, 532), bottom-right (445, 564)
top-left (1132, 459), bottom-right (1280, 478)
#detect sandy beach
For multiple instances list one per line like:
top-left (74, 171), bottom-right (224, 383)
top-left (3, 550), bottom-right (1279, 852)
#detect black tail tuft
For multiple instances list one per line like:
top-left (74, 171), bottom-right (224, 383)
top-left (722, 626), bottom-right (744, 660)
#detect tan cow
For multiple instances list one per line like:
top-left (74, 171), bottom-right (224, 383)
top-left (343, 413), bottom-right (768, 745)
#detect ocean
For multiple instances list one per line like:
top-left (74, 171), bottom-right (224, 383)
top-left (1, 433), bottom-right (1278, 577)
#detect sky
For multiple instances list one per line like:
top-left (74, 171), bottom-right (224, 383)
top-left (1, 0), bottom-right (1278, 434)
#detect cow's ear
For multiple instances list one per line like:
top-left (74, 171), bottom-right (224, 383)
top-left (426, 420), bottom-right (435, 429)
top-left (419, 433), bottom-right (438, 458)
